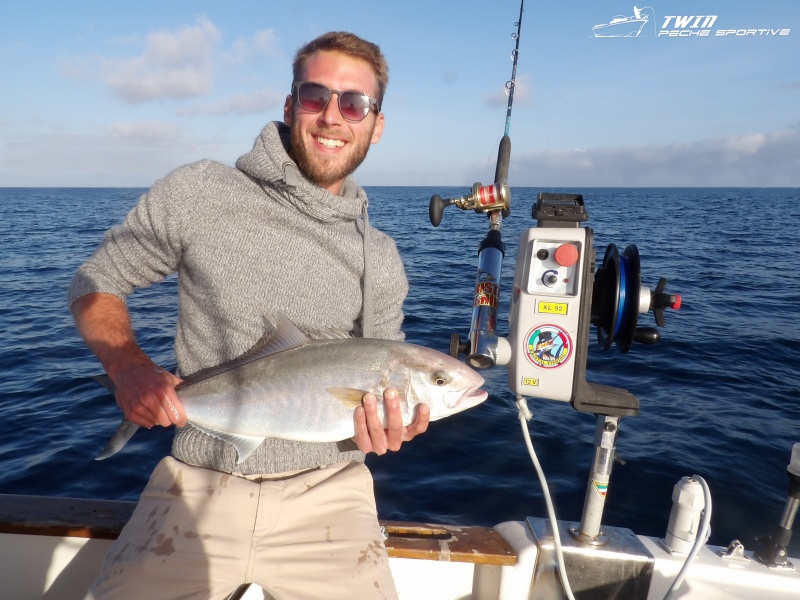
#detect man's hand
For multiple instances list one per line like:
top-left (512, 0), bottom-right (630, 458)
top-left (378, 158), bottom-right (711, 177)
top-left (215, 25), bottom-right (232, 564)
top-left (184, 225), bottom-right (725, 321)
top-left (71, 292), bottom-right (187, 429)
top-left (111, 359), bottom-right (187, 429)
top-left (353, 388), bottom-right (430, 455)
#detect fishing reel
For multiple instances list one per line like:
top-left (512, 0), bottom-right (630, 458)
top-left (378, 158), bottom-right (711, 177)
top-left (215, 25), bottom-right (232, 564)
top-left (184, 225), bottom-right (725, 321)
top-left (430, 135), bottom-right (513, 228)
top-left (429, 181), bottom-right (511, 227)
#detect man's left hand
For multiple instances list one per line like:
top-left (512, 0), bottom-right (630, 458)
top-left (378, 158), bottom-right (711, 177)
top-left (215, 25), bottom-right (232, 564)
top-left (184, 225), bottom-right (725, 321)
top-left (353, 388), bottom-right (429, 455)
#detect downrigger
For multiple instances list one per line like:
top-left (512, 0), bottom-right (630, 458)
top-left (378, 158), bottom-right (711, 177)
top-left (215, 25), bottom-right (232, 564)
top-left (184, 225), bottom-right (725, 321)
top-left (430, 165), bottom-right (681, 544)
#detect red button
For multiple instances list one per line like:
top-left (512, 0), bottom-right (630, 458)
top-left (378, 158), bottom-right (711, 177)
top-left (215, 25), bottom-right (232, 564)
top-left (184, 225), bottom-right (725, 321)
top-left (554, 244), bottom-right (579, 267)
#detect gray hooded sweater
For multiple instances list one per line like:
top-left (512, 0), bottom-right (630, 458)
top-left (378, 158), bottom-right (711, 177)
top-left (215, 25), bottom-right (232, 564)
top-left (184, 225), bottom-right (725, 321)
top-left (68, 121), bottom-right (409, 475)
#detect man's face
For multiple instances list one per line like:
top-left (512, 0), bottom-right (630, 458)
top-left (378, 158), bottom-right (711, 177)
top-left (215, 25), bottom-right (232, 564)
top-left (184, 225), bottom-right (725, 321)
top-left (284, 50), bottom-right (385, 195)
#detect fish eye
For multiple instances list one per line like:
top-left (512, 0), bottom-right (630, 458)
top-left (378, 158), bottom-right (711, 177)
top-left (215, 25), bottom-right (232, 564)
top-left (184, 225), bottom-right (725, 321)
top-left (432, 372), bottom-right (448, 386)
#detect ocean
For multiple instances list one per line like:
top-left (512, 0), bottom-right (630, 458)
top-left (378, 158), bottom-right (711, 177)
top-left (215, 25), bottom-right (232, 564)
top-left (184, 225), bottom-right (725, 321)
top-left (1, 186), bottom-right (798, 557)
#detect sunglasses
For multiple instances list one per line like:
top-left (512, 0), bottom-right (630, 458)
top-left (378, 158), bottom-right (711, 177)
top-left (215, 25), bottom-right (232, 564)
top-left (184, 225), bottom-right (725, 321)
top-left (292, 81), bottom-right (379, 122)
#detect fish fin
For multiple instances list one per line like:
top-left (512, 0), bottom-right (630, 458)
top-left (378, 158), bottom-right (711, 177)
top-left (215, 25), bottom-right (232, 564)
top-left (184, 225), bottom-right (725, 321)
top-left (93, 374), bottom-right (116, 395)
top-left (192, 424), bottom-right (265, 464)
top-left (327, 387), bottom-right (370, 408)
top-left (95, 419), bottom-right (140, 460)
top-left (327, 387), bottom-right (410, 409)
top-left (261, 313), bottom-right (314, 354)
top-left (181, 314), bottom-right (312, 386)
top-left (315, 327), bottom-right (354, 340)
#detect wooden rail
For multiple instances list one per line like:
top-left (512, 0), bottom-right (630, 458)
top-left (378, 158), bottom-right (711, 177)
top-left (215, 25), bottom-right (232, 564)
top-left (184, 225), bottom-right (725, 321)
top-left (0, 494), bottom-right (516, 566)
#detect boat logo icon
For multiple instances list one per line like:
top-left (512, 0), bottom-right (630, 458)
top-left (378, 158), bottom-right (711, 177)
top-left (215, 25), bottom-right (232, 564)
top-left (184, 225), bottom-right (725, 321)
top-left (593, 5), bottom-right (652, 38)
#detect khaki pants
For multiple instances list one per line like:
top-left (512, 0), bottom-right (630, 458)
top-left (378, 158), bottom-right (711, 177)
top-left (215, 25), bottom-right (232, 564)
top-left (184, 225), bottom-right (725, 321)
top-left (86, 457), bottom-right (397, 600)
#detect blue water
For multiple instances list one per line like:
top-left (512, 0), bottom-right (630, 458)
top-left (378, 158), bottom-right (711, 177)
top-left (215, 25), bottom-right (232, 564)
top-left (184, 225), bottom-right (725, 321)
top-left (1, 186), bottom-right (799, 556)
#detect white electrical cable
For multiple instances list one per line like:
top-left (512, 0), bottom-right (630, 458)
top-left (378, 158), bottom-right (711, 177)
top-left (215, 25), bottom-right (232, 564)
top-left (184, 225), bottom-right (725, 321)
top-left (516, 396), bottom-right (577, 600)
top-left (662, 475), bottom-right (713, 600)
top-left (516, 391), bottom-right (713, 600)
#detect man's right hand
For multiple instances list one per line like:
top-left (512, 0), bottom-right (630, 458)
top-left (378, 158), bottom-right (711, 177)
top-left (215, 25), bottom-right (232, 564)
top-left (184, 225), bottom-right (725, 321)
top-left (111, 359), bottom-right (186, 429)
top-left (71, 292), bottom-right (187, 429)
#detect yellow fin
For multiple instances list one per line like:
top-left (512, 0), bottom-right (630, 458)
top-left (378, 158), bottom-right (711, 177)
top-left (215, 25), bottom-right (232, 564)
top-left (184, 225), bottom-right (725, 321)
top-left (327, 387), bottom-right (369, 408)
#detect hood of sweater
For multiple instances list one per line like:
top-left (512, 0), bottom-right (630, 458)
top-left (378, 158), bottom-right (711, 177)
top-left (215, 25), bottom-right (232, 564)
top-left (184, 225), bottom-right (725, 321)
top-left (235, 121), bottom-right (368, 223)
top-left (235, 120), bottom-right (376, 338)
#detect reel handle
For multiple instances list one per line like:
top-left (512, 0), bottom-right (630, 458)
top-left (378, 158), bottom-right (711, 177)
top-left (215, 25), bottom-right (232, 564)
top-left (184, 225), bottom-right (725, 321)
top-left (429, 194), bottom-right (454, 227)
top-left (634, 327), bottom-right (660, 345)
top-left (449, 333), bottom-right (469, 359)
top-left (651, 278), bottom-right (682, 327)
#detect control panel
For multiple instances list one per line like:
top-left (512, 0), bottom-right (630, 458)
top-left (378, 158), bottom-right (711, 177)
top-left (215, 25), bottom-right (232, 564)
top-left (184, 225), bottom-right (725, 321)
top-left (507, 226), bottom-right (591, 402)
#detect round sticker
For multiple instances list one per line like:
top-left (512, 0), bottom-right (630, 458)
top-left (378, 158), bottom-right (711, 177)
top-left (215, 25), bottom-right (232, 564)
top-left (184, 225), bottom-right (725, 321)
top-left (524, 324), bottom-right (573, 369)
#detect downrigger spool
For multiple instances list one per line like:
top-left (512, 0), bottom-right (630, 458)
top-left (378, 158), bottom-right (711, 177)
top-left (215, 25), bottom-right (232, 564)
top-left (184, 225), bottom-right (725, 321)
top-left (592, 243), bottom-right (682, 353)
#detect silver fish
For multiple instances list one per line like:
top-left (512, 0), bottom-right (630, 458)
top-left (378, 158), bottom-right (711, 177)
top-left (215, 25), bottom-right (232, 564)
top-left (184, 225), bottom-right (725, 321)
top-left (96, 315), bottom-right (488, 463)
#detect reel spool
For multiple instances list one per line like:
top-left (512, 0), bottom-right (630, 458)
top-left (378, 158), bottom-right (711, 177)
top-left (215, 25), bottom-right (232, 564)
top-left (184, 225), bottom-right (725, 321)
top-left (592, 244), bottom-right (650, 352)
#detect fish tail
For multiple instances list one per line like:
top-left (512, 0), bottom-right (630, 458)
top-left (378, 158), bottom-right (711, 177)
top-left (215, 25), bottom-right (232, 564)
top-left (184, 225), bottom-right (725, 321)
top-left (95, 419), bottom-right (140, 460)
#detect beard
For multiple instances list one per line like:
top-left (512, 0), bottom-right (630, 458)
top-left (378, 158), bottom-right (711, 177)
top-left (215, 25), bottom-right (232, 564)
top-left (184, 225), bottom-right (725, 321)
top-left (289, 120), bottom-right (374, 190)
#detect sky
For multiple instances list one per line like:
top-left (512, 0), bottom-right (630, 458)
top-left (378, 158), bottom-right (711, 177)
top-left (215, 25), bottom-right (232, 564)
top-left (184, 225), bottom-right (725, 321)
top-left (1, 0), bottom-right (798, 188)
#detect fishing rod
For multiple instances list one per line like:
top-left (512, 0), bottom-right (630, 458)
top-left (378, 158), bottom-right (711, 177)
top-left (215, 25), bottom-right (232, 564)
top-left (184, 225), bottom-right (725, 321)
top-left (428, 1), bottom-right (525, 370)
top-left (503, 0), bottom-right (525, 138)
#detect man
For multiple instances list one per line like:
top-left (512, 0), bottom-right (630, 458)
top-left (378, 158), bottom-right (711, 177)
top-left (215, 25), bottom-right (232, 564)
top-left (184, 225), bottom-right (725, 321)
top-left (69, 31), bottom-right (428, 599)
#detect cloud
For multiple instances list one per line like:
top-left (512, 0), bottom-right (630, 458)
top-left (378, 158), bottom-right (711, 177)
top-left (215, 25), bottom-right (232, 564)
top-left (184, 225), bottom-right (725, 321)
top-left (58, 16), bottom-right (222, 104)
top-left (107, 120), bottom-right (182, 142)
top-left (225, 29), bottom-right (282, 64)
top-left (0, 130), bottom-right (189, 187)
top-left (177, 88), bottom-right (285, 116)
top-left (106, 16), bottom-right (221, 103)
top-left (483, 73), bottom-right (533, 109)
top-left (504, 127), bottom-right (800, 187)
top-left (56, 20), bottom-right (284, 111)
